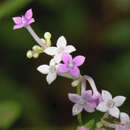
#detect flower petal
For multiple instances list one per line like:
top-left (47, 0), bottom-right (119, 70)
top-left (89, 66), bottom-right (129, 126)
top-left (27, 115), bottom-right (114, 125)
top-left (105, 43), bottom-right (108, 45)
top-left (54, 53), bottom-right (62, 63)
top-left (26, 18), bottom-right (35, 25)
top-left (44, 47), bottom-right (57, 56)
top-left (68, 93), bottom-right (81, 103)
top-left (13, 24), bottom-right (24, 30)
top-left (37, 65), bottom-right (49, 74)
top-left (82, 90), bottom-right (93, 101)
top-left (84, 102), bottom-right (96, 113)
top-left (72, 104), bottom-right (83, 116)
top-left (49, 58), bottom-right (56, 66)
top-left (46, 72), bottom-right (57, 84)
top-left (12, 17), bottom-right (22, 24)
top-left (108, 107), bottom-right (120, 118)
top-left (113, 96), bottom-right (126, 107)
top-left (80, 126), bottom-right (87, 130)
top-left (73, 56), bottom-right (85, 66)
top-left (120, 112), bottom-right (130, 124)
top-left (56, 36), bottom-right (67, 48)
top-left (115, 125), bottom-right (125, 130)
top-left (57, 64), bottom-right (69, 73)
top-left (96, 102), bottom-right (108, 112)
top-left (65, 45), bottom-right (76, 53)
top-left (25, 9), bottom-right (33, 19)
top-left (70, 67), bottom-right (80, 78)
top-left (102, 90), bottom-right (112, 101)
top-left (62, 53), bottom-right (72, 64)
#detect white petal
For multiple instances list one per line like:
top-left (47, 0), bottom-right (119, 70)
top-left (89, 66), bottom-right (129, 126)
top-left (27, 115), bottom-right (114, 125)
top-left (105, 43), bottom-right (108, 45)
top-left (46, 72), bottom-right (57, 84)
top-left (56, 36), bottom-right (67, 48)
top-left (96, 102), bottom-right (108, 112)
top-left (72, 104), bottom-right (83, 116)
top-left (49, 58), bottom-right (56, 66)
top-left (37, 65), bottom-right (49, 74)
top-left (120, 112), bottom-right (130, 124)
top-left (65, 45), bottom-right (76, 53)
top-left (54, 54), bottom-right (62, 63)
top-left (108, 107), bottom-right (120, 118)
top-left (113, 96), bottom-right (126, 107)
top-left (44, 47), bottom-right (57, 56)
top-left (102, 90), bottom-right (112, 101)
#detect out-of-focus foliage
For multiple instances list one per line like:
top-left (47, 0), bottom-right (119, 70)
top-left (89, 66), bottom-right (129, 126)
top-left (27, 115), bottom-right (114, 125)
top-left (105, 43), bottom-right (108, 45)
top-left (0, 0), bottom-right (130, 129)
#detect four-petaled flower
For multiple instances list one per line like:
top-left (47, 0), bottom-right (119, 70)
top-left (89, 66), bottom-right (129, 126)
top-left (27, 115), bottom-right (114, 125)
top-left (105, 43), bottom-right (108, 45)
top-left (68, 90), bottom-right (97, 116)
top-left (96, 90), bottom-right (126, 118)
top-left (44, 36), bottom-right (76, 63)
top-left (12, 9), bottom-right (35, 30)
top-left (37, 59), bottom-right (58, 84)
top-left (57, 53), bottom-right (85, 78)
top-left (116, 112), bottom-right (130, 130)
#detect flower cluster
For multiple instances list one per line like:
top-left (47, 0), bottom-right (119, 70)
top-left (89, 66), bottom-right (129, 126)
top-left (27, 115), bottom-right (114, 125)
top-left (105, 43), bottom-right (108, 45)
top-left (12, 9), bottom-right (129, 130)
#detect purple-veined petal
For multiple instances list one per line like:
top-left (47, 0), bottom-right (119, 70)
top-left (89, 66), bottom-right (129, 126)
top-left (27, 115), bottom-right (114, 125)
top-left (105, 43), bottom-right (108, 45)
top-left (102, 90), bottom-right (112, 101)
top-left (46, 72), bottom-right (57, 84)
top-left (68, 93), bottom-right (81, 103)
top-left (113, 96), bottom-right (126, 107)
top-left (56, 36), bottom-right (67, 48)
top-left (62, 53), bottom-right (72, 64)
top-left (44, 47), bottom-right (57, 56)
top-left (84, 102), bottom-right (95, 113)
top-left (25, 9), bottom-right (33, 19)
top-left (115, 124), bottom-right (126, 130)
top-left (26, 18), bottom-right (35, 26)
top-left (73, 55), bottom-right (85, 66)
top-left (96, 102), bottom-right (108, 112)
top-left (57, 64), bottom-right (69, 73)
top-left (65, 45), bottom-right (76, 53)
top-left (120, 112), bottom-right (130, 124)
top-left (70, 67), bottom-right (80, 78)
top-left (72, 104), bottom-right (83, 116)
top-left (82, 90), bottom-right (93, 101)
top-left (12, 17), bottom-right (22, 24)
top-left (108, 106), bottom-right (120, 118)
top-left (13, 24), bottom-right (24, 30)
top-left (37, 65), bottom-right (49, 74)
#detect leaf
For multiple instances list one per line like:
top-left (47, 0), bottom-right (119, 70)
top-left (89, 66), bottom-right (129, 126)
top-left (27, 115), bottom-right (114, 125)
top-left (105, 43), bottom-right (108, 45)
top-left (84, 119), bottom-right (95, 130)
top-left (0, 101), bottom-right (21, 129)
top-left (0, 0), bottom-right (32, 19)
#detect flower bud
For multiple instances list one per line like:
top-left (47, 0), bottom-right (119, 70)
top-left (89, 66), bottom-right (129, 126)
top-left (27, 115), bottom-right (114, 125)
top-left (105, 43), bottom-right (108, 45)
top-left (71, 79), bottom-right (80, 87)
top-left (32, 45), bottom-right (41, 51)
top-left (44, 32), bottom-right (51, 40)
top-left (26, 50), bottom-right (33, 59)
top-left (33, 52), bottom-right (39, 58)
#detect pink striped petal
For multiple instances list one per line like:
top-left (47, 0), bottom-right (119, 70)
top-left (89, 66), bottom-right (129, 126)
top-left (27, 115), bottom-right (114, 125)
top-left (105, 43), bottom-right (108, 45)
top-left (13, 24), bottom-right (24, 30)
top-left (73, 55), bottom-right (85, 66)
top-left (70, 67), bottom-right (80, 78)
top-left (62, 53), bottom-right (72, 64)
top-left (68, 93), bottom-right (81, 104)
top-left (57, 64), bottom-right (69, 73)
top-left (25, 9), bottom-right (33, 19)
top-left (12, 17), bottom-right (22, 24)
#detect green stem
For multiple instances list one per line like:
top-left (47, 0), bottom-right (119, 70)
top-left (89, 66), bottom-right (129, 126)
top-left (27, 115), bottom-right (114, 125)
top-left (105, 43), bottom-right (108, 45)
top-left (77, 84), bottom-right (82, 125)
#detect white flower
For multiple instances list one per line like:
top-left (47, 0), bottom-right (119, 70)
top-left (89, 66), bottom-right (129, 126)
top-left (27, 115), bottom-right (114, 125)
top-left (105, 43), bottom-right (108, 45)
top-left (120, 112), bottom-right (130, 130)
top-left (37, 59), bottom-right (58, 84)
top-left (96, 90), bottom-right (126, 118)
top-left (44, 36), bottom-right (76, 63)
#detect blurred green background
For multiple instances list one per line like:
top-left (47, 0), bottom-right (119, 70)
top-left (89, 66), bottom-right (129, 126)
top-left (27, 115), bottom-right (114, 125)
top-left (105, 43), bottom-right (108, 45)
top-left (0, 0), bottom-right (130, 129)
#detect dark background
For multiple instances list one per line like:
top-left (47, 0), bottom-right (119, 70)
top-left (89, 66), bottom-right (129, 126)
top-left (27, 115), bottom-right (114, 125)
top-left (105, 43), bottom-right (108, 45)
top-left (0, 0), bottom-right (130, 129)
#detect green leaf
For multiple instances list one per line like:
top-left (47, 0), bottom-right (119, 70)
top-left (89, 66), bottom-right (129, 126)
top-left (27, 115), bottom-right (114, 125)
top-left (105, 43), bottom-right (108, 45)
top-left (0, 0), bottom-right (32, 19)
top-left (84, 119), bottom-right (95, 130)
top-left (0, 101), bottom-right (21, 129)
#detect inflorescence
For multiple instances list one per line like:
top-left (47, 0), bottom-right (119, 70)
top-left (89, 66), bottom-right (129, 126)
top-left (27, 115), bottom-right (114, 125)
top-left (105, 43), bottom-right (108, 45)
top-left (12, 9), bottom-right (130, 130)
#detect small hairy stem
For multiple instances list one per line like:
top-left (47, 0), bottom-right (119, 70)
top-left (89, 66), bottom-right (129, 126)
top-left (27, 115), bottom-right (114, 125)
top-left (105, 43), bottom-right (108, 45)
top-left (26, 25), bottom-right (46, 47)
top-left (77, 84), bottom-right (82, 125)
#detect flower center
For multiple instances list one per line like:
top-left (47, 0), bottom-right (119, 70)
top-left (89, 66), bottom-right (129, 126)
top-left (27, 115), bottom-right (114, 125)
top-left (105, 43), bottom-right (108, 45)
top-left (107, 100), bottom-right (115, 108)
top-left (79, 99), bottom-right (85, 105)
top-left (49, 66), bottom-right (56, 73)
top-left (22, 16), bottom-right (26, 24)
top-left (68, 61), bottom-right (74, 68)
top-left (57, 47), bottom-right (64, 53)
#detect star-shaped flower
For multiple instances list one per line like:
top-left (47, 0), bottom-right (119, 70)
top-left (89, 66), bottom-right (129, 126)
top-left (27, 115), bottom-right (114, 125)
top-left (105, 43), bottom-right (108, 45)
top-left (96, 90), bottom-right (126, 118)
top-left (12, 9), bottom-right (35, 30)
top-left (37, 59), bottom-right (58, 84)
top-left (68, 90), bottom-right (97, 116)
top-left (44, 36), bottom-right (76, 63)
top-left (57, 53), bottom-right (85, 78)
top-left (116, 112), bottom-right (130, 130)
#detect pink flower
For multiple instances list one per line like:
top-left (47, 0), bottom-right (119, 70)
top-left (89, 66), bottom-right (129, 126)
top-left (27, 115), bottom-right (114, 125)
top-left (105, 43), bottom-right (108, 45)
top-left (80, 126), bottom-right (87, 130)
top-left (57, 53), bottom-right (85, 78)
top-left (12, 9), bottom-right (35, 30)
top-left (68, 90), bottom-right (97, 116)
